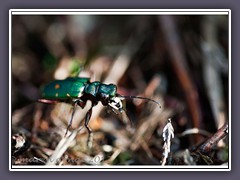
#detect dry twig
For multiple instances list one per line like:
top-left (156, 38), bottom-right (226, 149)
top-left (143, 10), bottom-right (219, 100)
top-left (198, 122), bottom-right (228, 154)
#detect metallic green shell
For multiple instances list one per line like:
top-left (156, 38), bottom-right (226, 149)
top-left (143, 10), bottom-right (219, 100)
top-left (84, 82), bottom-right (117, 97)
top-left (98, 84), bottom-right (117, 97)
top-left (41, 77), bottom-right (90, 100)
top-left (84, 82), bottom-right (101, 96)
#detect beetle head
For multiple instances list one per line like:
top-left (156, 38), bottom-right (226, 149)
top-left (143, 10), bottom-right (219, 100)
top-left (98, 93), bottom-right (123, 112)
top-left (107, 95), bottom-right (124, 113)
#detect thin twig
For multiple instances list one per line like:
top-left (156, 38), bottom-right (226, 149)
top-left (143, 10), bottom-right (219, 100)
top-left (198, 122), bottom-right (228, 154)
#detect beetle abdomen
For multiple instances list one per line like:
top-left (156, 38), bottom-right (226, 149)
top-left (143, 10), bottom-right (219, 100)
top-left (41, 77), bottom-right (90, 100)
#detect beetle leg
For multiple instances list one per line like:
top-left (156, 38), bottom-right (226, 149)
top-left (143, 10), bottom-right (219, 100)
top-left (77, 99), bottom-right (86, 109)
top-left (85, 106), bottom-right (93, 149)
top-left (64, 102), bottom-right (78, 137)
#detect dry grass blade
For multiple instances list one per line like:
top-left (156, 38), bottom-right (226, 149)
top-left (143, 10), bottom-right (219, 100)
top-left (46, 127), bottom-right (83, 165)
top-left (161, 119), bottom-right (174, 166)
top-left (179, 128), bottom-right (212, 137)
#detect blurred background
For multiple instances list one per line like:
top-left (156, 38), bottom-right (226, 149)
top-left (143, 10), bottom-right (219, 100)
top-left (11, 14), bottom-right (229, 166)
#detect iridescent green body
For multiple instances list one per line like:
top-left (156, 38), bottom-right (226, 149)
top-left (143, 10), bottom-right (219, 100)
top-left (84, 82), bottom-right (117, 97)
top-left (41, 77), bottom-right (117, 101)
top-left (41, 77), bottom-right (90, 100)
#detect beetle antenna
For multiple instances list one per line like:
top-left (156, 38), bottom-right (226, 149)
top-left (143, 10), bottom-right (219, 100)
top-left (121, 95), bottom-right (161, 108)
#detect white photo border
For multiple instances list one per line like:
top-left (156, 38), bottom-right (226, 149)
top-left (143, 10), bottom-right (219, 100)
top-left (9, 9), bottom-right (231, 171)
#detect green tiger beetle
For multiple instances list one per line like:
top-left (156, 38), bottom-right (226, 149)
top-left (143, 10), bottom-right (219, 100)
top-left (38, 77), bottom-right (161, 148)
